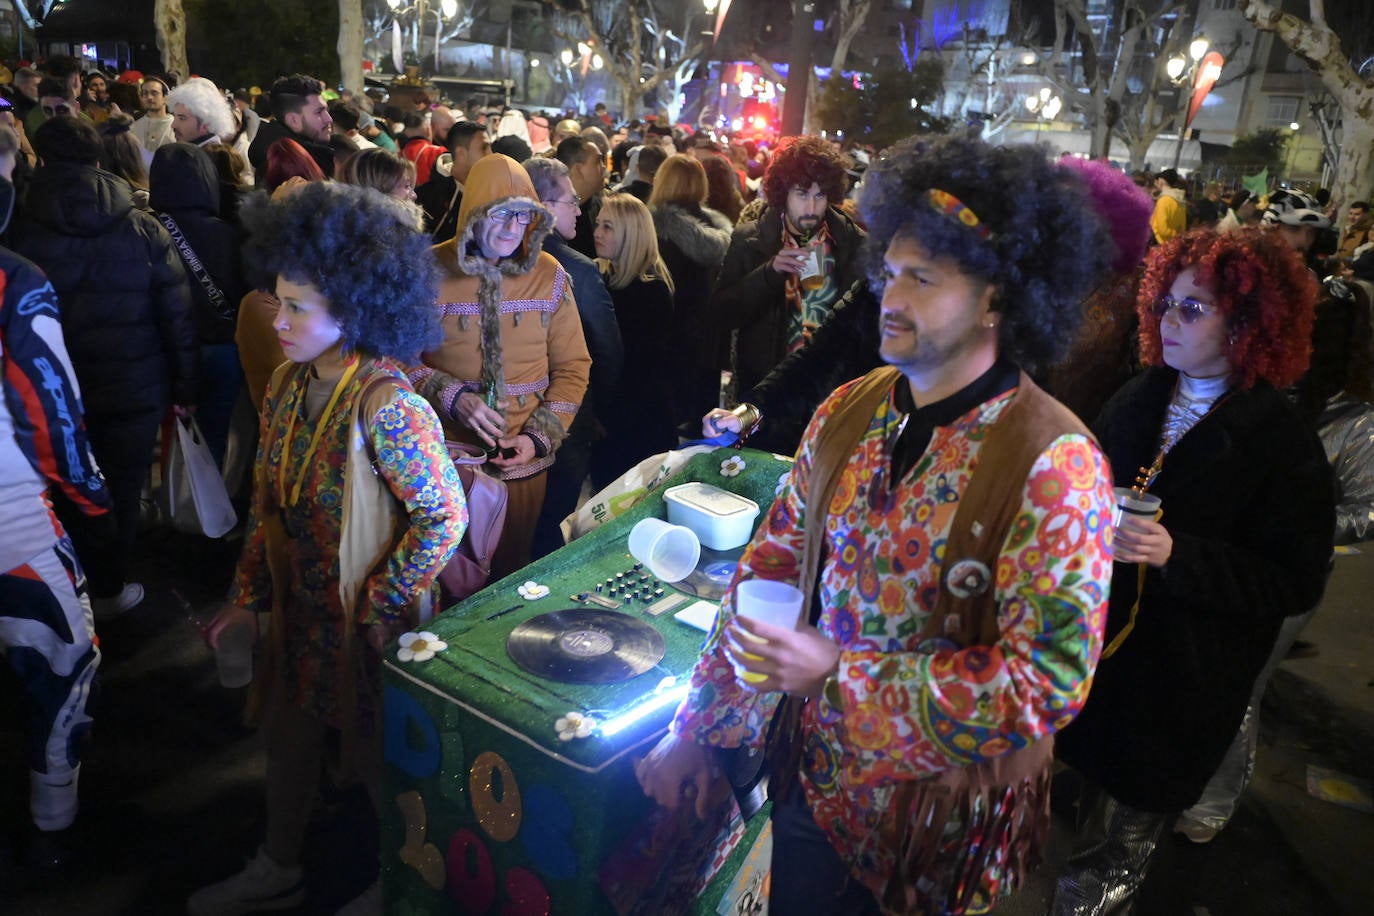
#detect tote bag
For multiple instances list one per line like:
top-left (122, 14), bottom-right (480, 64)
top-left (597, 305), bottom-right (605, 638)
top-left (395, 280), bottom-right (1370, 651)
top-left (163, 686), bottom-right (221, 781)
top-left (160, 415), bottom-right (238, 538)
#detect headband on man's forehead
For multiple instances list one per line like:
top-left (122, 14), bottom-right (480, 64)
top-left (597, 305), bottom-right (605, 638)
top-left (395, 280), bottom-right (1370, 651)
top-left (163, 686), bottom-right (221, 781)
top-left (926, 189), bottom-right (995, 242)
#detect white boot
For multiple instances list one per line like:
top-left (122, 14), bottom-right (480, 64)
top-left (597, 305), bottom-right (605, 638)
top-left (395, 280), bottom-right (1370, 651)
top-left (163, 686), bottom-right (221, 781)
top-left (335, 879), bottom-right (381, 916)
top-left (186, 846), bottom-right (305, 916)
top-left (30, 765), bottom-right (79, 832)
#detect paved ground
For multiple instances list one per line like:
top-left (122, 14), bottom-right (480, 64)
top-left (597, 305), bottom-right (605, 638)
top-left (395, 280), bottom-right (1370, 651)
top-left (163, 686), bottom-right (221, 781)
top-left (2, 531), bottom-right (1370, 916)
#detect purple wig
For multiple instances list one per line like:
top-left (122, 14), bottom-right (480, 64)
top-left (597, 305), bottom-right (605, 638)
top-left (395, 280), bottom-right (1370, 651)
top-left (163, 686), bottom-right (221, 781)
top-left (1058, 157), bottom-right (1153, 275)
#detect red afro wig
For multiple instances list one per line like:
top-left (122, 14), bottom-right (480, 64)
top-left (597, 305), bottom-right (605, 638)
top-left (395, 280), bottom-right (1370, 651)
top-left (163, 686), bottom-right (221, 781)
top-left (761, 135), bottom-right (846, 214)
top-left (1137, 227), bottom-right (1318, 390)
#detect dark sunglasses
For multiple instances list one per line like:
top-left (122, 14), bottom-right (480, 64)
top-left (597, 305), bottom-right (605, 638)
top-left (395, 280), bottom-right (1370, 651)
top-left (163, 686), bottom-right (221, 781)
top-left (1152, 295), bottom-right (1216, 324)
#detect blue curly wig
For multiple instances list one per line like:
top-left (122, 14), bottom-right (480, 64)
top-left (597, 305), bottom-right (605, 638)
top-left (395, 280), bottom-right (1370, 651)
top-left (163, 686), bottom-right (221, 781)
top-left (859, 135), bottom-right (1114, 370)
top-left (241, 181), bottom-right (442, 363)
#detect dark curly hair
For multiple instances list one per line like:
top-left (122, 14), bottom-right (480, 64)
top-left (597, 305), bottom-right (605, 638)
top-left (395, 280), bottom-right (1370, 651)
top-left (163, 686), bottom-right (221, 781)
top-left (858, 134), bottom-right (1113, 370)
top-left (1136, 227), bottom-right (1317, 390)
top-left (241, 182), bottom-right (442, 363)
top-left (761, 135), bottom-right (846, 213)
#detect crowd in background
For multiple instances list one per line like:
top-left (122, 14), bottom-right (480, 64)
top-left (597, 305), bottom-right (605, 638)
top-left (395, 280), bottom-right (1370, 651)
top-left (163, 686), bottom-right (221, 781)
top-left (1, 52), bottom-right (1373, 916)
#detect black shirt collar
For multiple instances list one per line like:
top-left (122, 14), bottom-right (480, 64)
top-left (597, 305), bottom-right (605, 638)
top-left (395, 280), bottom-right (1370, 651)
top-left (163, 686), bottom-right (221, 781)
top-left (892, 358), bottom-right (1020, 423)
top-left (890, 359), bottom-right (1020, 482)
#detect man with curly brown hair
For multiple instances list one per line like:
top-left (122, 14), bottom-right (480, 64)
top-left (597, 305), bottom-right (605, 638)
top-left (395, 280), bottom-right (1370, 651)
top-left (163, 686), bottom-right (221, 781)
top-left (708, 134), bottom-right (866, 400)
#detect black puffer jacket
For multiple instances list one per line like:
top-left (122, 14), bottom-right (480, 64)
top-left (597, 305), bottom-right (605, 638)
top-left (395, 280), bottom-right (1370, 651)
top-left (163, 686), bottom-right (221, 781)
top-left (15, 163), bottom-right (197, 418)
top-left (709, 205), bottom-right (866, 396)
top-left (149, 143), bottom-right (246, 345)
top-left (653, 201), bottom-right (733, 422)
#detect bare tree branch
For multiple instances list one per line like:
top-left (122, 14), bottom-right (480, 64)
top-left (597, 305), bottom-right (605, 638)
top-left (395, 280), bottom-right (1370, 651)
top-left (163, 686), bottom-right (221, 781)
top-left (1240, 0), bottom-right (1374, 211)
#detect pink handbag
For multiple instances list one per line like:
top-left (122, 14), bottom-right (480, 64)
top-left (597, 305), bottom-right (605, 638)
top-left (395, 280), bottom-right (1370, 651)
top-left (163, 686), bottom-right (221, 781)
top-left (438, 442), bottom-right (509, 602)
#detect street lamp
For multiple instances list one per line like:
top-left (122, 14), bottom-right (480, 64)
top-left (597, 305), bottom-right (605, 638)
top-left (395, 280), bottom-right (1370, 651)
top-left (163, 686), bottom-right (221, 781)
top-left (1025, 86), bottom-right (1062, 134)
top-left (386, 0), bottom-right (461, 75)
top-left (559, 41), bottom-right (604, 113)
top-left (1167, 35), bottom-right (1224, 168)
top-left (1285, 122), bottom-right (1302, 178)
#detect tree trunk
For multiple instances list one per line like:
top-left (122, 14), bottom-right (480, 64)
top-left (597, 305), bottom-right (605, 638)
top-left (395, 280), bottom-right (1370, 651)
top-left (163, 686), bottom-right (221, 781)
top-left (1240, 0), bottom-right (1374, 211)
top-left (1334, 114), bottom-right (1374, 216)
top-left (153, 0), bottom-right (189, 83)
top-left (338, 0), bottom-right (365, 94)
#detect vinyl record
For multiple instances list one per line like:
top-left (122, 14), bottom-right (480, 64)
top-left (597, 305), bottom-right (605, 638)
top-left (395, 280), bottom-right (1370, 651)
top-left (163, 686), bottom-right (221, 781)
top-left (506, 609), bottom-right (666, 684)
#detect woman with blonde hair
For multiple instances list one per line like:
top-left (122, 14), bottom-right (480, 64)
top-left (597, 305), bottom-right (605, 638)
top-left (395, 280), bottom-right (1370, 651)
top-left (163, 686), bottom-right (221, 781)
top-left (339, 146), bottom-right (417, 204)
top-left (591, 192), bottom-right (676, 485)
top-left (650, 154), bottom-right (733, 427)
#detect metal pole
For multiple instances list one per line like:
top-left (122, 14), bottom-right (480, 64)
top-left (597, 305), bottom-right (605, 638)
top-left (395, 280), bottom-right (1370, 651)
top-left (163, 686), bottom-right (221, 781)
top-left (780, 0), bottom-right (812, 136)
top-left (435, 2), bottom-right (444, 75)
top-left (1171, 76), bottom-right (1190, 170)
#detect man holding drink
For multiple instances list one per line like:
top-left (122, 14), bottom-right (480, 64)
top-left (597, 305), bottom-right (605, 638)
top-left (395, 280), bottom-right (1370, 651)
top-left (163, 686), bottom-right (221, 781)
top-left (709, 135), bottom-right (866, 399)
top-left (638, 135), bottom-right (1118, 916)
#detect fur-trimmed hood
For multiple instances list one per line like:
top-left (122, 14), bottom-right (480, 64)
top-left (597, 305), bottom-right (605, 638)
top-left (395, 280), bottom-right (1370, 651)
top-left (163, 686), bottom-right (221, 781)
top-left (452, 153), bottom-right (554, 276)
top-left (651, 202), bottom-right (733, 267)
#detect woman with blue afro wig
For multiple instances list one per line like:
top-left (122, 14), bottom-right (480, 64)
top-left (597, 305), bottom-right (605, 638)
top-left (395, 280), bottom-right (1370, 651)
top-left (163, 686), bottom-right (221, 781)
top-left (859, 134), bottom-right (1114, 372)
top-left (241, 180), bottom-right (441, 361)
top-left (190, 181), bottom-right (468, 914)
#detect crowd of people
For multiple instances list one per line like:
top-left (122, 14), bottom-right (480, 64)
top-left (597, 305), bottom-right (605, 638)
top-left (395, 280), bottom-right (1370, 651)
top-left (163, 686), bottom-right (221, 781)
top-left (1, 54), bottom-right (1372, 916)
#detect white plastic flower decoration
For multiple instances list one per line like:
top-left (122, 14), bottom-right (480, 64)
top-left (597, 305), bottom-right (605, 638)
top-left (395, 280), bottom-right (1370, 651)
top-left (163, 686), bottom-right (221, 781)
top-left (518, 580), bottom-right (550, 600)
top-left (397, 631), bottom-right (447, 663)
top-left (555, 711), bottom-right (596, 741)
top-left (720, 455), bottom-right (747, 477)
top-left (775, 471), bottom-right (790, 496)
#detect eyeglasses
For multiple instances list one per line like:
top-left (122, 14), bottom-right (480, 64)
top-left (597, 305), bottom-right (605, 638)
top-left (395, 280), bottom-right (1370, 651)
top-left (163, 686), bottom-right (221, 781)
top-left (1152, 295), bottom-right (1217, 324)
top-left (488, 208), bottom-right (534, 225)
top-left (545, 198), bottom-right (580, 209)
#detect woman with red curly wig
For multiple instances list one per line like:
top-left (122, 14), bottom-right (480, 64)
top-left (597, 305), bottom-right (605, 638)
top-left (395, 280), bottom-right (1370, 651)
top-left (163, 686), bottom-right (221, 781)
top-left (1052, 227), bottom-right (1336, 915)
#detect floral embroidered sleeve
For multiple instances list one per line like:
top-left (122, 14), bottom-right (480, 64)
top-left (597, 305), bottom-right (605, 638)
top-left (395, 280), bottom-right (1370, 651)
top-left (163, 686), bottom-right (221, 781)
top-left (670, 380), bottom-right (836, 749)
top-left (826, 434), bottom-right (1113, 783)
top-left (361, 389), bottom-right (469, 625)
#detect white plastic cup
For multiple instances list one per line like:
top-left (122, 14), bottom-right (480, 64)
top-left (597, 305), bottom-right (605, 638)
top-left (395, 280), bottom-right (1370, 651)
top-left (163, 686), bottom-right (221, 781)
top-left (628, 517), bottom-right (701, 583)
top-left (731, 579), bottom-right (805, 685)
top-left (1112, 487), bottom-right (1162, 528)
top-left (214, 620), bottom-right (254, 689)
top-left (1112, 487), bottom-right (1163, 564)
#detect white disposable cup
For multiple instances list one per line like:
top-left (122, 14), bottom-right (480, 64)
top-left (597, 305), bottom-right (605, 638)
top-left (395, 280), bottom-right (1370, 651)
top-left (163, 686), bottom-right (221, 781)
top-left (1112, 487), bottom-right (1163, 564)
top-left (1112, 487), bottom-right (1162, 528)
top-left (731, 579), bottom-right (805, 685)
top-left (628, 517), bottom-right (701, 583)
top-left (214, 620), bottom-right (254, 689)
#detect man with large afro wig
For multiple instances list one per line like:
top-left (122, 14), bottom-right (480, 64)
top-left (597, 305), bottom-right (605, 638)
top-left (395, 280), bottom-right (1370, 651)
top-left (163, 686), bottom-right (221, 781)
top-left (638, 134), bottom-right (1120, 916)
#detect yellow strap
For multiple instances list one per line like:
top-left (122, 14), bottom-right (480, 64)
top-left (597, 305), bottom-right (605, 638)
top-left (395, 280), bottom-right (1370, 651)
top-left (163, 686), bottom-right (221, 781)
top-left (1100, 562), bottom-right (1148, 660)
top-left (1100, 506), bottom-right (1163, 660)
top-left (277, 356), bottom-right (361, 508)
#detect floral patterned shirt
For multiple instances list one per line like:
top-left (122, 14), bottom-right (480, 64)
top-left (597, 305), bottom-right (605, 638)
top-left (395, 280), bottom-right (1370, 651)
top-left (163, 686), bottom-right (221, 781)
top-left (672, 377), bottom-right (1113, 901)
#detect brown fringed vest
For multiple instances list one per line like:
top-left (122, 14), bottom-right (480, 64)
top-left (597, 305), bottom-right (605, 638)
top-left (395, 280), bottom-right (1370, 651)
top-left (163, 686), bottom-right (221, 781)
top-left (778, 365), bottom-right (1093, 915)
